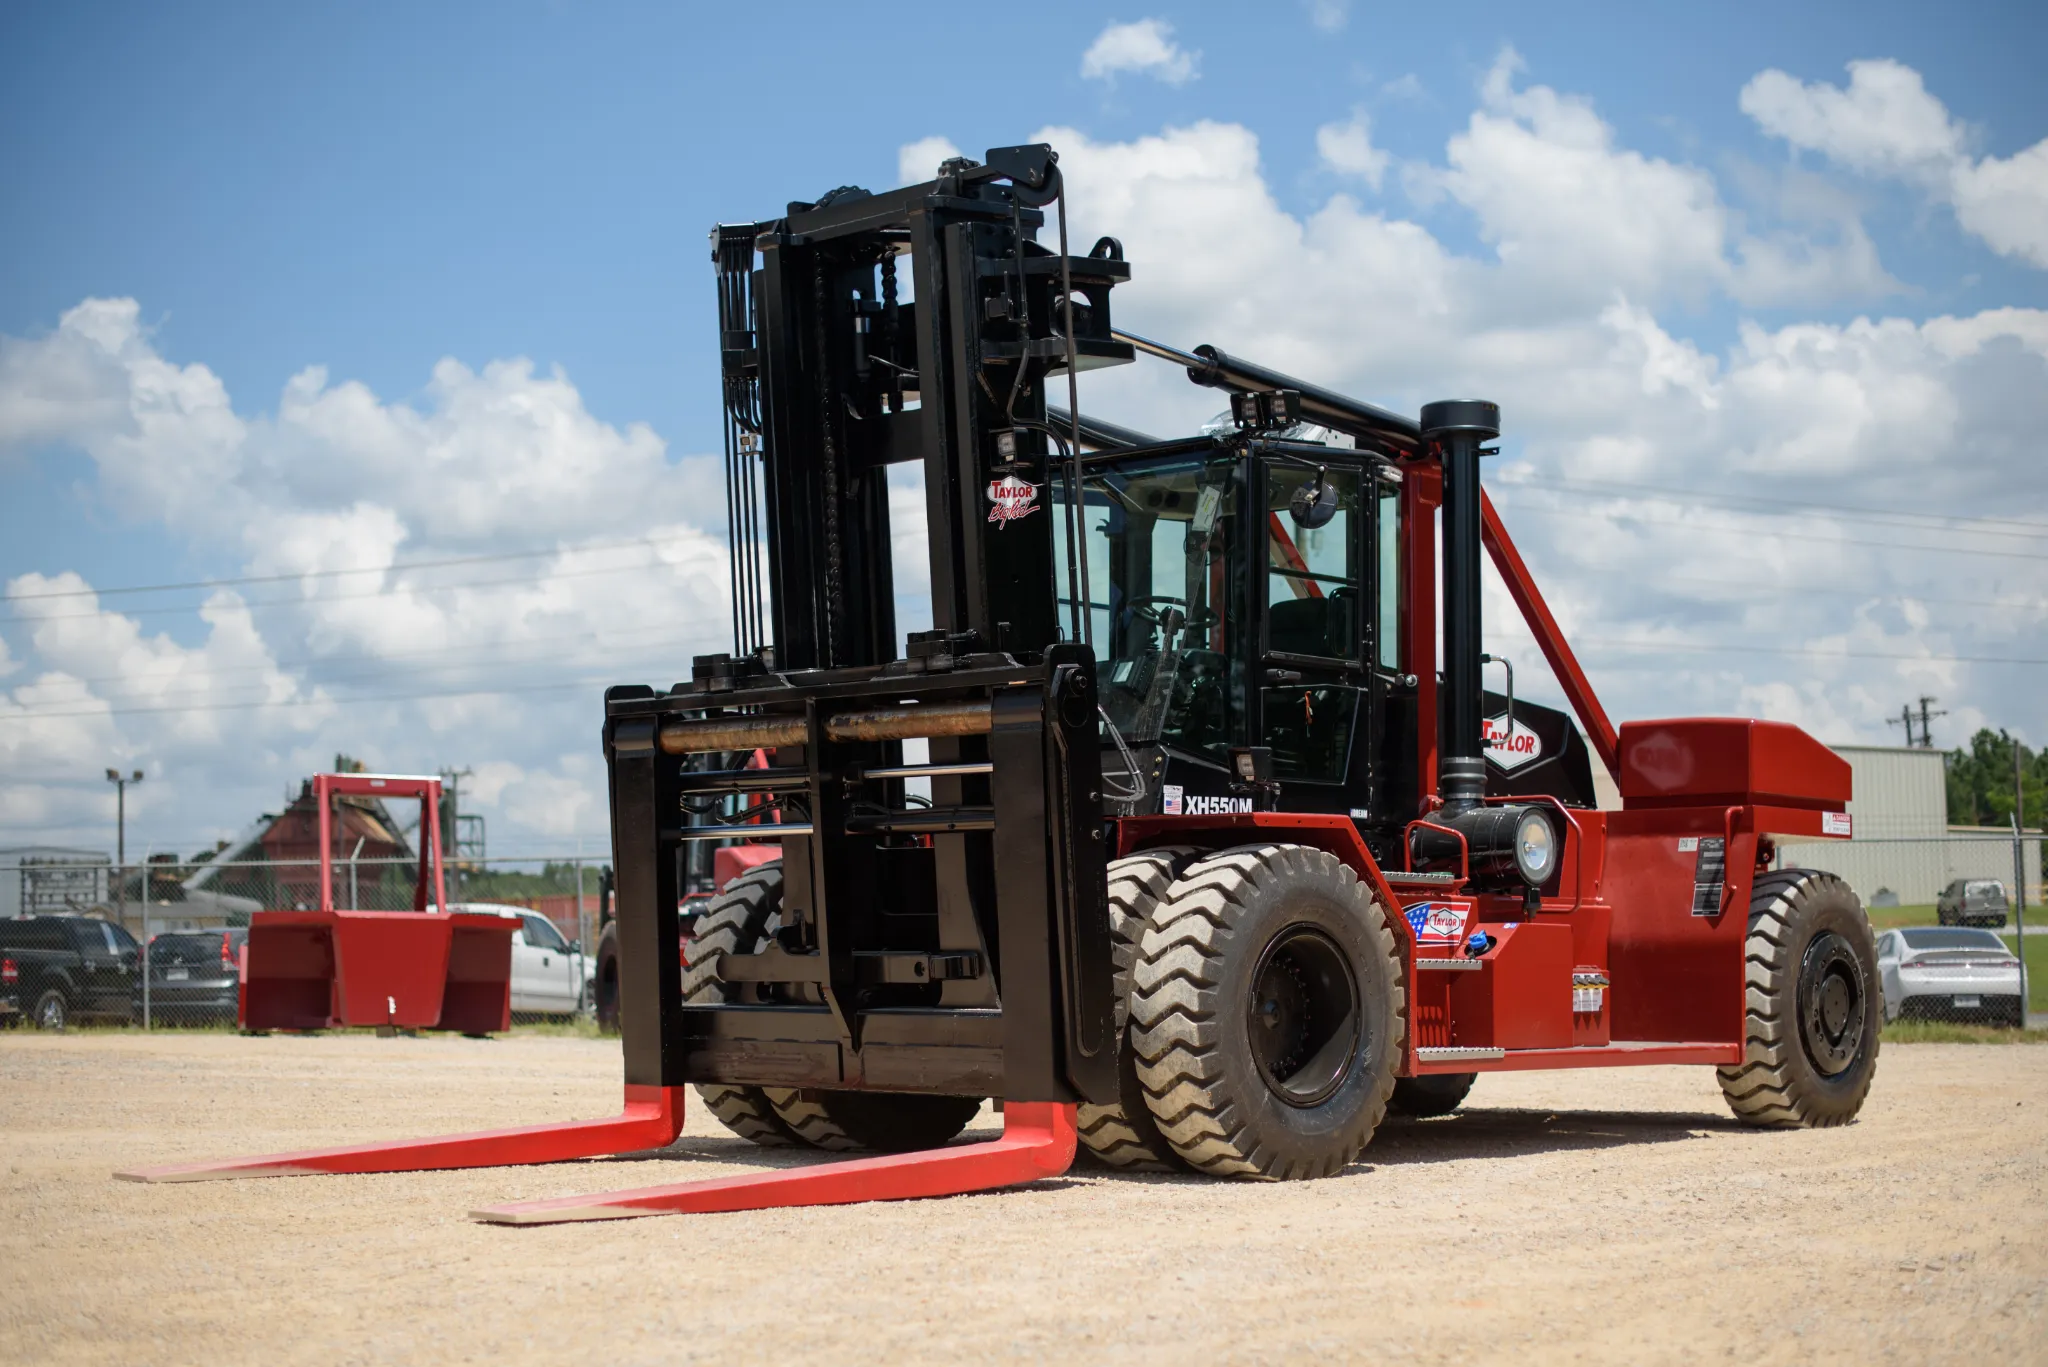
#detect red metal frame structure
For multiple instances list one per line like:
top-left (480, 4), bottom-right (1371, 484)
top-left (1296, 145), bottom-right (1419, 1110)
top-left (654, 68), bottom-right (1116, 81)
top-left (236, 774), bottom-right (517, 1034)
top-left (1479, 490), bottom-right (1619, 777)
top-left (315, 772), bottom-right (450, 914)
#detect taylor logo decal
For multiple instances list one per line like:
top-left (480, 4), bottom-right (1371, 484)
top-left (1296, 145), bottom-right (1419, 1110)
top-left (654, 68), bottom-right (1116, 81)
top-left (1483, 714), bottom-right (1543, 772)
top-left (1404, 901), bottom-right (1470, 944)
top-left (986, 475), bottom-right (1040, 527)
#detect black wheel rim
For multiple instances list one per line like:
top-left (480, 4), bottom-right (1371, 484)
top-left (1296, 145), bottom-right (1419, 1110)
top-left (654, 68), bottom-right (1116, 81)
top-left (1246, 925), bottom-right (1359, 1107)
top-left (1797, 931), bottom-right (1865, 1077)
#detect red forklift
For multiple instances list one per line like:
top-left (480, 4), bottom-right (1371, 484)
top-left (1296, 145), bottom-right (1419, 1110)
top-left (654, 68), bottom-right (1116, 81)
top-left (121, 144), bottom-right (1875, 1220)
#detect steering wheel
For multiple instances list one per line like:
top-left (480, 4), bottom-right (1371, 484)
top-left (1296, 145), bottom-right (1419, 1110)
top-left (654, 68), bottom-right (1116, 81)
top-left (1124, 595), bottom-right (1188, 626)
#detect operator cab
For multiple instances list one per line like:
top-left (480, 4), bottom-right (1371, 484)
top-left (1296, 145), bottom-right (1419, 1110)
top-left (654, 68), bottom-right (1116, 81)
top-left (1052, 417), bottom-right (1408, 832)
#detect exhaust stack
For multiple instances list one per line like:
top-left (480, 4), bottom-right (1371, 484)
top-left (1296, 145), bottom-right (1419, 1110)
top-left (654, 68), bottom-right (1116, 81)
top-left (1421, 399), bottom-right (1500, 816)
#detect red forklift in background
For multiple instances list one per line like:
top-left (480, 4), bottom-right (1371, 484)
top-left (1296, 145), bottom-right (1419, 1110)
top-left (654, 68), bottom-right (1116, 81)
top-left (237, 773), bottom-right (517, 1035)
top-left (124, 143), bottom-right (1875, 1221)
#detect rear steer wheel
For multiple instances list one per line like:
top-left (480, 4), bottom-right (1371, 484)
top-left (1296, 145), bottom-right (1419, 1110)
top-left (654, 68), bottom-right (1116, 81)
top-left (1388, 1072), bottom-right (1476, 1118)
top-left (680, 862), bottom-right (801, 1148)
top-left (1718, 869), bottom-right (1879, 1128)
top-left (1076, 846), bottom-right (1198, 1171)
top-left (1130, 843), bottom-right (1404, 1179)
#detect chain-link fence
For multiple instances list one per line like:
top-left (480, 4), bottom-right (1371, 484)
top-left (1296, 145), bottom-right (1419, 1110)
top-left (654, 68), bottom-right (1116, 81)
top-left (4, 836), bottom-right (2036, 1033)
top-left (0, 854), bottom-right (609, 1030)
top-left (1775, 830), bottom-right (2041, 1031)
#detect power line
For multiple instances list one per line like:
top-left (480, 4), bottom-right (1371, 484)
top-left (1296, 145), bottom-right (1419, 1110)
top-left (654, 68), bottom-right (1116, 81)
top-left (30, 620), bottom-right (714, 694)
top-left (1570, 637), bottom-right (2047, 665)
top-left (0, 674), bottom-right (619, 724)
top-left (1490, 497), bottom-right (2048, 563)
top-left (1519, 475), bottom-right (2048, 537)
top-left (3, 528), bottom-right (713, 602)
top-left (0, 549), bottom-right (723, 626)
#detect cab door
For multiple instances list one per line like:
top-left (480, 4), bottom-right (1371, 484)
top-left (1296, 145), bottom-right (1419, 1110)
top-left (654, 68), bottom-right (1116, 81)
top-left (1256, 460), bottom-right (1373, 809)
top-left (519, 914), bottom-right (576, 1013)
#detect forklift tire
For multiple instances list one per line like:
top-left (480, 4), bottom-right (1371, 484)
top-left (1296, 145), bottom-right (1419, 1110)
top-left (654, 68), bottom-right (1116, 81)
top-left (680, 862), bottom-right (801, 1148)
top-left (1131, 843), bottom-right (1404, 1179)
top-left (1077, 846), bottom-right (1197, 1170)
top-left (1388, 1072), bottom-right (1476, 1118)
top-left (761, 1088), bottom-right (984, 1153)
top-left (1717, 869), bottom-right (1879, 1129)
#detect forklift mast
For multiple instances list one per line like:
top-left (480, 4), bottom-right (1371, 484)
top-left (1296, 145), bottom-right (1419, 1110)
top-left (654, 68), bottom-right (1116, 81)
top-left (598, 146), bottom-right (1134, 1109)
top-left (712, 144), bottom-right (1132, 673)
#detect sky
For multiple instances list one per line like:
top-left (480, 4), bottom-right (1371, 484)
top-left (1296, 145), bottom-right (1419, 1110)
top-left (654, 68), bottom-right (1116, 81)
top-left (2, 0), bottom-right (2045, 860)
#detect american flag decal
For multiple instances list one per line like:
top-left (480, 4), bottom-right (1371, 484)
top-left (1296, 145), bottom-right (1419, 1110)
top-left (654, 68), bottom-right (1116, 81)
top-left (1404, 901), bottom-right (1470, 944)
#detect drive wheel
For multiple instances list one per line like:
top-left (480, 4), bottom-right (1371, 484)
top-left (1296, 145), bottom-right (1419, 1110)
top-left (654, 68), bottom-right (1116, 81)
top-left (1388, 1072), bottom-right (1475, 1118)
top-left (1076, 846), bottom-right (1197, 1170)
top-left (1130, 843), bottom-right (1404, 1179)
top-left (761, 1088), bottom-right (984, 1152)
top-left (1718, 869), bottom-right (1879, 1128)
top-left (681, 862), bottom-right (800, 1148)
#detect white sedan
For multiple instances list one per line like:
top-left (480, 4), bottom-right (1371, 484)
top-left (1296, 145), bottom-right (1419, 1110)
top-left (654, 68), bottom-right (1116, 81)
top-left (451, 903), bottom-right (591, 1017)
top-left (1875, 927), bottom-right (2024, 1028)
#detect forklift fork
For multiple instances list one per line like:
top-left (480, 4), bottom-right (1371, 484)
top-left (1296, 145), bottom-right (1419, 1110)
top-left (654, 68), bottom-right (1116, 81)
top-left (117, 1087), bottom-right (1078, 1220)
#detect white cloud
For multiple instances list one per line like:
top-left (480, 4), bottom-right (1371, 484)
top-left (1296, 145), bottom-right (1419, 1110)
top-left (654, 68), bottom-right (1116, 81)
top-left (1034, 88), bottom-right (2047, 748)
top-left (897, 135), bottom-right (963, 187)
top-left (1316, 111), bottom-right (1390, 189)
top-left (1080, 19), bottom-right (1199, 87)
top-left (1741, 59), bottom-right (1963, 177)
top-left (1305, 0), bottom-right (1348, 33)
top-left (1949, 141), bottom-right (2048, 268)
top-left (0, 310), bottom-right (734, 855)
top-left (1743, 58), bottom-right (2048, 269)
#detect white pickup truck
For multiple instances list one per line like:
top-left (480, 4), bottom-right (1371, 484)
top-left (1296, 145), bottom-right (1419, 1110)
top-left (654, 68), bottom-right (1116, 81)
top-left (451, 902), bottom-right (591, 1017)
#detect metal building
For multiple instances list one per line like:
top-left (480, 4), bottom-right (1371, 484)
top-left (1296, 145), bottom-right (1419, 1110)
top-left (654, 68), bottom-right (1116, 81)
top-left (1776, 745), bottom-right (2041, 906)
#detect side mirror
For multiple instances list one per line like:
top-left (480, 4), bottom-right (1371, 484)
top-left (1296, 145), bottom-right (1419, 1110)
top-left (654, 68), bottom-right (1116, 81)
top-left (1290, 473), bottom-right (1338, 529)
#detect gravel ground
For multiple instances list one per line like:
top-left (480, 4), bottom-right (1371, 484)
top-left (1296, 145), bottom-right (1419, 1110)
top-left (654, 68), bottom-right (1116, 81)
top-left (3, 1032), bottom-right (2043, 1366)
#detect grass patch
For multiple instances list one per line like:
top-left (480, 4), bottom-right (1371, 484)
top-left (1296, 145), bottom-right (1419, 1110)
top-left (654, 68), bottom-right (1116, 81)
top-left (1866, 903), bottom-right (1939, 928)
top-left (2001, 930), bottom-right (2048, 1013)
top-left (1881, 1020), bottom-right (2048, 1044)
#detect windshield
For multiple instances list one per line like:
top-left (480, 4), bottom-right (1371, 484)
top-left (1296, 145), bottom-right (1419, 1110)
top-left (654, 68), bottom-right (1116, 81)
top-left (1965, 881), bottom-right (2006, 899)
top-left (1053, 453), bottom-right (1243, 754)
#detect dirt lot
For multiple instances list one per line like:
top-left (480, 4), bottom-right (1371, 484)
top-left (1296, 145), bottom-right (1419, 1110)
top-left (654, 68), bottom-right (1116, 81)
top-left (3, 1033), bottom-right (2043, 1366)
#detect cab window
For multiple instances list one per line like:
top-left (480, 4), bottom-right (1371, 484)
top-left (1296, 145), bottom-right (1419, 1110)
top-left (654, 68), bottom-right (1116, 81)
top-left (1264, 467), bottom-right (1361, 661)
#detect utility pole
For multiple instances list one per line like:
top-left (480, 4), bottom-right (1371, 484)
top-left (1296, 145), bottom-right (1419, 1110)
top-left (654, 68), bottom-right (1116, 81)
top-left (1915, 696), bottom-right (1947, 749)
top-left (439, 766), bottom-right (474, 898)
top-left (105, 768), bottom-right (143, 929)
top-left (2014, 735), bottom-right (2029, 1023)
top-left (1887, 697), bottom-right (1947, 749)
top-left (1888, 704), bottom-right (1919, 747)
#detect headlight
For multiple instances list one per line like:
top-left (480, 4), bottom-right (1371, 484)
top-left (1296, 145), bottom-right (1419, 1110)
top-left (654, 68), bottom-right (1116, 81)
top-left (1514, 808), bottom-right (1557, 887)
top-left (1409, 803), bottom-right (1562, 890)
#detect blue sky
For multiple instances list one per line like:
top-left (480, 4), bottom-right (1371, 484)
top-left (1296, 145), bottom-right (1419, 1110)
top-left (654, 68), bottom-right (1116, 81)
top-left (2, 1), bottom-right (2044, 855)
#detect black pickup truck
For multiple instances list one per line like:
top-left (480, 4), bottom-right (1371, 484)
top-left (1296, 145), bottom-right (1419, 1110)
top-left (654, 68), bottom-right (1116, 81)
top-left (0, 916), bottom-right (142, 1030)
